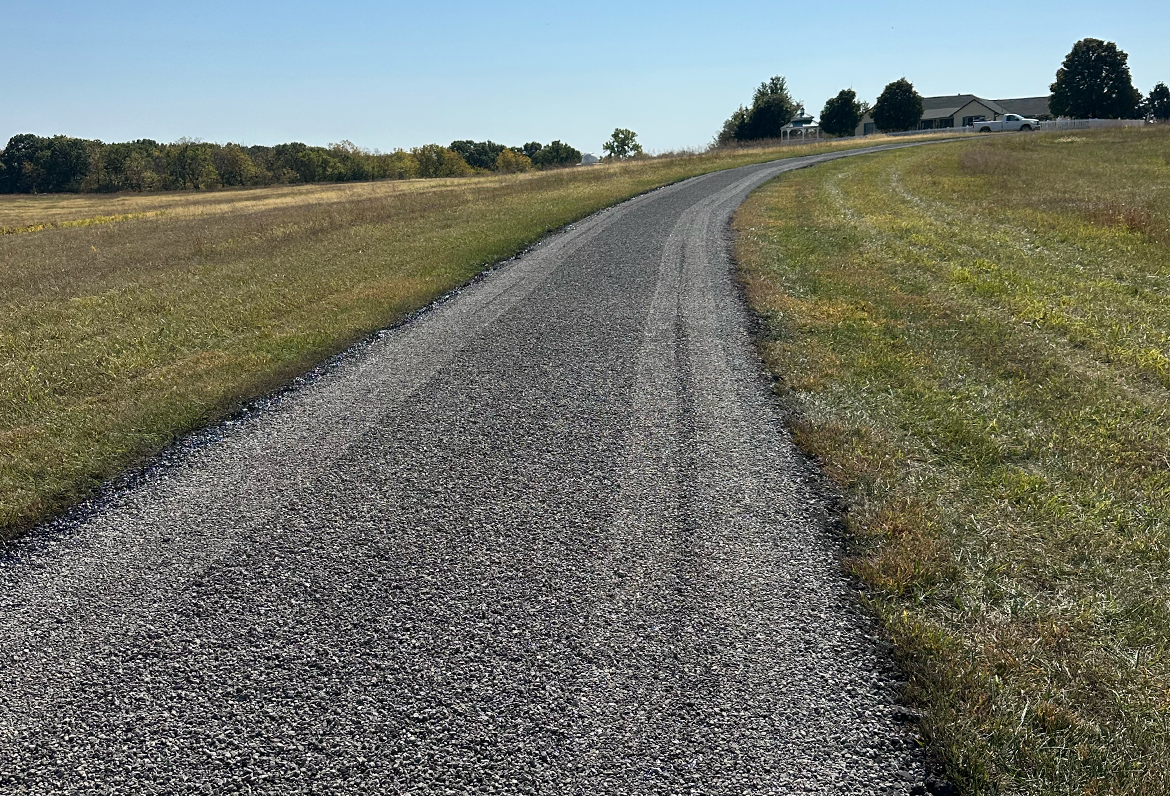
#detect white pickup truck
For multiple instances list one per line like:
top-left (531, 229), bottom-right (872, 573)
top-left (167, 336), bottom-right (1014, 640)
top-left (973, 113), bottom-right (1039, 133)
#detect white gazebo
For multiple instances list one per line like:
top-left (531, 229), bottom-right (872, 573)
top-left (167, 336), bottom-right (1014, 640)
top-left (780, 109), bottom-right (821, 141)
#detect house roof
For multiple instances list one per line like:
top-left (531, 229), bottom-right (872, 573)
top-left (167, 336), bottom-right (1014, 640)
top-left (921, 95), bottom-right (1005, 119)
top-left (784, 115), bottom-right (817, 128)
top-left (857, 93), bottom-right (1049, 125)
top-left (995, 96), bottom-right (1050, 118)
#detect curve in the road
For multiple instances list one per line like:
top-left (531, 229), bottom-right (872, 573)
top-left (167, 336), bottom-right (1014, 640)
top-left (1, 143), bottom-right (943, 794)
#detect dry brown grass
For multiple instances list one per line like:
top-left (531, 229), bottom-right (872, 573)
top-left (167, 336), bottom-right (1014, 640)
top-left (1084, 200), bottom-right (1166, 242)
top-left (0, 173), bottom-right (518, 232)
top-left (0, 136), bottom-right (894, 540)
top-left (958, 144), bottom-right (1022, 176)
top-left (735, 125), bottom-right (1170, 794)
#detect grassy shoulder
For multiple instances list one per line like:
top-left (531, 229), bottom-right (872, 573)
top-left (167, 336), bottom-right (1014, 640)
top-left (0, 137), bottom-right (905, 541)
top-left (734, 126), bottom-right (1170, 794)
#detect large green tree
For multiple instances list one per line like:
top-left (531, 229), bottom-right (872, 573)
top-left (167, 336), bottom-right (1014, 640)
top-left (744, 76), bottom-right (799, 139)
top-left (602, 128), bottom-right (642, 159)
top-left (872, 78), bottom-right (923, 132)
top-left (1050, 38), bottom-right (1143, 119)
top-left (716, 76), bottom-right (800, 143)
top-left (820, 89), bottom-right (863, 137)
top-left (1146, 82), bottom-right (1170, 121)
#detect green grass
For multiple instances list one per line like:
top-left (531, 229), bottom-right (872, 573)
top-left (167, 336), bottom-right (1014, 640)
top-left (0, 136), bottom-right (909, 541)
top-left (734, 126), bottom-right (1170, 794)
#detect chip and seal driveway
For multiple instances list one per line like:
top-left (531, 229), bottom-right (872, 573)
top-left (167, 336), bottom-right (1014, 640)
top-left (1, 145), bottom-right (936, 794)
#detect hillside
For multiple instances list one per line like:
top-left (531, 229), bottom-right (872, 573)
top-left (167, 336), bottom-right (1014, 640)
top-left (736, 126), bottom-right (1170, 793)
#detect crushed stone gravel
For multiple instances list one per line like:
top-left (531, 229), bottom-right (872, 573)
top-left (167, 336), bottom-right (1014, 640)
top-left (1, 144), bottom-right (942, 794)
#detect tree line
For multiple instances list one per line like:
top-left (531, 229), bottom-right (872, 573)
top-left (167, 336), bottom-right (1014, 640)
top-left (0, 135), bottom-right (585, 194)
top-left (718, 38), bottom-right (1169, 143)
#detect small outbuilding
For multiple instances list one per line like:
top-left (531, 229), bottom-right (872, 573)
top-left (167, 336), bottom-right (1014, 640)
top-left (580, 153), bottom-right (600, 165)
top-left (780, 110), bottom-right (821, 141)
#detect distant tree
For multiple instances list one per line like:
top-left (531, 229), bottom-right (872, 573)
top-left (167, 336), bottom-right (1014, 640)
top-left (1146, 82), bottom-right (1170, 121)
top-left (820, 89), bottom-right (863, 137)
top-left (531, 140), bottom-right (581, 168)
top-left (196, 161), bottom-right (221, 190)
top-left (744, 76), bottom-right (799, 139)
top-left (325, 140), bottom-right (371, 181)
top-left (121, 149), bottom-right (160, 191)
top-left (0, 134), bottom-right (93, 193)
top-left (78, 144), bottom-right (111, 192)
top-left (521, 141), bottom-right (543, 159)
top-left (412, 144), bottom-right (473, 178)
top-left (716, 76), bottom-right (800, 143)
top-left (214, 144), bottom-right (261, 186)
top-left (0, 133), bottom-right (483, 194)
top-left (872, 78), bottom-right (923, 132)
top-left (494, 149), bottom-right (533, 173)
top-left (88, 140), bottom-right (153, 191)
top-left (1050, 38), bottom-right (1143, 119)
top-left (602, 128), bottom-right (643, 160)
top-left (165, 141), bottom-right (222, 189)
top-left (716, 106), bottom-right (750, 145)
top-left (380, 150), bottom-right (419, 180)
top-left (449, 140), bottom-right (506, 171)
top-left (270, 142), bottom-right (332, 184)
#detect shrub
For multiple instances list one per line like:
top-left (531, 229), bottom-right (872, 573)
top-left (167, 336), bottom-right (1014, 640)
top-left (411, 145), bottom-right (473, 178)
top-left (380, 150), bottom-right (420, 180)
top-left (494, 149), bottom-right (532, 173)
top-left (531, 140), bottom-right (581, 169)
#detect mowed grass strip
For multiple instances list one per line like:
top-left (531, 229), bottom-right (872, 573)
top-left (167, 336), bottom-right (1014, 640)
top-left (734, 127), bottom-right (1170, 794)
top-left (0, 137), bottom-right (896, 540)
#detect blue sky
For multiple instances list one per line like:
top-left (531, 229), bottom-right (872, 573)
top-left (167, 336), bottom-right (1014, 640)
top-left (3, 0), bottom-right (1167, 154)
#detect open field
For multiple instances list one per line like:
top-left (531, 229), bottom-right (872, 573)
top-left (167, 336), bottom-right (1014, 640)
top-left (0, 136), bottom-right (915, 540)
top-left (734, 126), bottom-right (1170, 793)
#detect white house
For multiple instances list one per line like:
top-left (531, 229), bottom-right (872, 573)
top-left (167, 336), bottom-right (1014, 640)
top-left (856, 94), bottom-right (1050, 135)
top-left (580, 153), bottom-right (600, 165)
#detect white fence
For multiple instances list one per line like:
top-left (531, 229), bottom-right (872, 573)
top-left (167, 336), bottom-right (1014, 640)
top-left (884, 127), bottom-right (976, 137)
top-left (1037, 118), bottom-right (1147, 131)
top-left (871, 118), bottom-right (1149, 138)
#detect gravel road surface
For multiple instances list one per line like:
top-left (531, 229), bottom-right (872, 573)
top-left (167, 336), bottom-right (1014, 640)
top-left (1, 145), bottom-right (937, 794)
